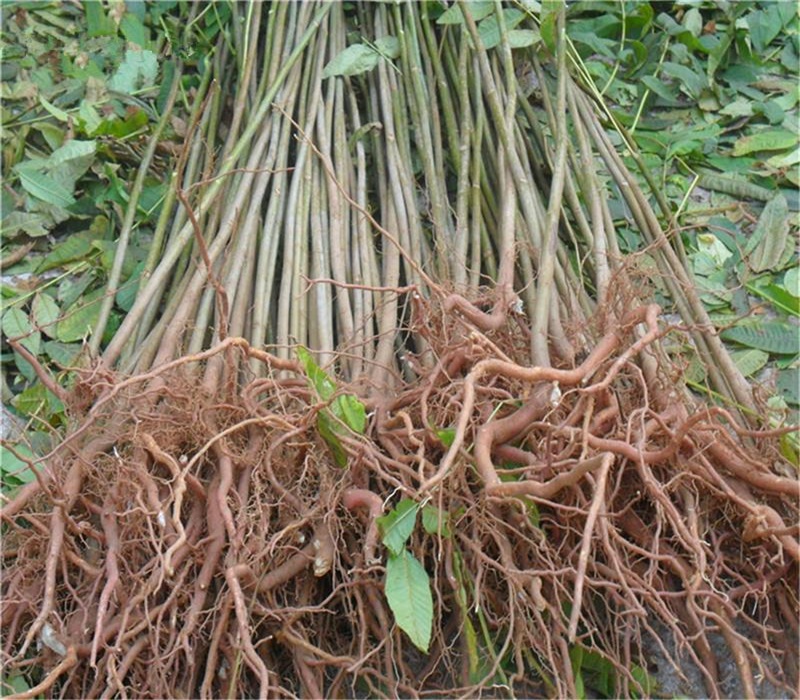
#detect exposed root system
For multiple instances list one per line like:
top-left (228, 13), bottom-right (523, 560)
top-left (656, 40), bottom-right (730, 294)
top-left (2, 296), bottom-right (798, 699)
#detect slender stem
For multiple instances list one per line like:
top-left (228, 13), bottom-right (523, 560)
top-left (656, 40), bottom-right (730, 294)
top-left (89, 65), bottom-right (182, 355)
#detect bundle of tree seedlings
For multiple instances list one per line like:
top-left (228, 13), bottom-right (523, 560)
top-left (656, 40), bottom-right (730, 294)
top-left (2, 3), bottom-right (797, 698)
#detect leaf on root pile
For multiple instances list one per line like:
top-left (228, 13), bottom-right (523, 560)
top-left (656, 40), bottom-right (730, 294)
top-left (317, 411), bottom-right (348, 468)
top-left (384, 549), bottom-right (433, 653)
top-left (377, 499), bottom-right (419, 556)
top-left (297, 346), bottom-right (336, 400)
top-left (421, 505), bottom-right (452, 538)
top-left (331, 394), bottom-right (366, 434)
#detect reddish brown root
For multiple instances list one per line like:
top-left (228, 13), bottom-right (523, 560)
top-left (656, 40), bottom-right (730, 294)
top-left (1, 299), bottom-right (796, 699)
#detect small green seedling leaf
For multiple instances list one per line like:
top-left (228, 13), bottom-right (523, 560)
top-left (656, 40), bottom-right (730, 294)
top-left (297, 346), bottom-right (336, 400)
top-left (297, 347), bottom-right (365, 465)
top-left (377, 499), bottom-right (419, 556)
top-left (384, 549), bottom-right (433, 653)
top-left (435, 427), bottom-right (456, 447)
top-left (317, 411), bottom-right (347, 468)
top-left (421, 505), bottom-right (452, 537)
top-left (332, 394), bottom-right (367, 434)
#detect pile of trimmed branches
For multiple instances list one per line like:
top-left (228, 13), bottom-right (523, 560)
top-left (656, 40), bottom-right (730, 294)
top-left (2, 2), bottom-right (798, 698)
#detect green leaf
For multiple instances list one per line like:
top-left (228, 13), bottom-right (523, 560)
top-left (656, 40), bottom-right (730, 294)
top-left (2, 307), bottom-right (40, 355)
top-left (38, 230), bottom-right (96, 272)
top-left (506, 29), bottom-right (540, 48)
top-left (77, 100), bottom-right (103, 135)
top-left (748, 5), bottom-right (783, 53)
top-left (571, 646), bottom-right (587, 700)
top-left (120, 12), bottom-right (150, 48)
top-left (317, 411), bottom-right (347, 468)
top-left (435, 427), bottom-right (456, 447)
top-left (15, 168), bottom-right (75, 208)
top-left (332, 394), bottom-right (366, 434)
top-left (767, 147), bottom-right (800, 169)
top-left (682, 7), bottom-right (702, 37)
top-left (115, 264), bottom-right (144, 312)
top-left (747, 282), bottom-right (800, 317)
top-left (38, 95), bottom-right (69, 122)
top-left (92, 108), bottom-right (149, 138)
top-left (40, 140), bottom-right (97, 194)
top-left (744, 195), bottom-right (790, 272)
top-left (730, 348), bottom-right (769, 378)
top-left (384, 549), bottom-right (433, 653)
top-left (477, 9), bottom-right (525, 50)
top-left (630, 664), bottom-right (657, 698)
top-left (373, 36), bottom-right (400, 59)
top-left (421, 505), bottom-right (452, 538)
top-left (437, 1), bottom-right (494, 25)
top-left (43, 340), bottom-right (82, 367)
top-left (777, 368), bottom-right (800, 406)
top-left (55, 288), bottom-right (105, 343)
top-left (297, 346), bottom-right (336, 400)
top-left (721, 322), bottom-right (799, 355)
top-left (12, 382), bottom-right (63, 419)
top-left (1, 211), bottom-right (50, 238)
top-left (31, 293), bottom-right (60, 339)
top-left (661, 61), bottom-right (706, 97)
top-left (377, 499), bottom-right (419, 556)
top-left (85, 0), bottom-right (116, 37)
top-left (733, 130), bottom-right (798, 156)
top-left (719, 97), bottom-right (753, 118)
top-left (108, 49), bottom-right (159, 94)
top-left (784, 267), bottom-right (800, 297)
top-left (322, 38), bottom-right (399, 79)
top-left (1, 672), bottom-right (32, 695)
top-left (0, 443), bottom-right (38, 486)
top-left (639, 76), bottom-right (682, 106)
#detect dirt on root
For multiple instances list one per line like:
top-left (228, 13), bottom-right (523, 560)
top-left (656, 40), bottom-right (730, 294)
top-left (1, 294), bottom-right (798, 699)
